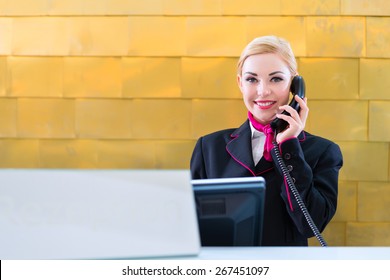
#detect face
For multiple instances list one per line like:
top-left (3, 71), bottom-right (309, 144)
top-left (237, 53), bottom-right (292, 125)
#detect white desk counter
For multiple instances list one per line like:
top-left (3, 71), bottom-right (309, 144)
top-left (183, 246), bottom-right (390, 260)
top-left (3, 248), bottom-right (389, 280)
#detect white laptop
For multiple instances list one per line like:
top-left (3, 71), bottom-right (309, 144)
top-left (0, 169), bottom-right (200, 259)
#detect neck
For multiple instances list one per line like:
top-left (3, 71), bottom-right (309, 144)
top-left (247, 112), bottom-right (270, 130)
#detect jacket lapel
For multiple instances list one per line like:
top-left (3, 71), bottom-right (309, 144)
top-left (226, 120), bottom-right (307, 176)
top-left (226, 120), bottom-right (277, 176)
top-left (226, 121), bottom-right (257, 175)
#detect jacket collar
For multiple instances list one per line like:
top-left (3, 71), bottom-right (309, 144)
top-left (226, 120), bottom-right (306, 175)
top-left (227, 121), bottom-right (254, 171)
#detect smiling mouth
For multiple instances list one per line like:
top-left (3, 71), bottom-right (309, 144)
top-left (254, 101), bottom-right (276, 109)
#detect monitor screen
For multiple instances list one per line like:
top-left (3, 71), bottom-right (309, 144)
top-left (191, 177), bottom-right (266, 246)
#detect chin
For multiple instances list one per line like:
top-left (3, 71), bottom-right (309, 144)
top-left (252, 115), bottom-right (268, 125)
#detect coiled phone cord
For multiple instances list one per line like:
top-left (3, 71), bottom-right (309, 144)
top-left (272, 140), bottom-right (328, 247)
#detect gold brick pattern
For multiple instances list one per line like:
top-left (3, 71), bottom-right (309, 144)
top-left (105, 0), bottom-right (164, 15)
top-left (333, 181), bottom-right (357, 222)
top-left (0, 139), bottom-right (39, 167)
top-left (307, 17), bottom-right (365, 57)
top-left (367, 17), bottom-right (390, 58)
top-left (358, 182), bottom-right (390, 222)
top-left (1, 0), bottom-right (390, 246)
top-left (0, 58), bottom-right (6, 96)
top-left (64, 57), bottom-right (122, 98)
top-left (181, 57), bottom-right (239, 98)
top-left (281, 0), bottom-right (340, 15)
top-left (165, 0), bottom-right (221, 15)
top-left (0, 18), bottom-right (12, 54)
top-left (97, 140), bottom-right (156, 169)
top-left (154, 140), bottom-right (196, 169)
top-left (360, 59), bottom-right (390, 99)
top-left (369, 101), bottom-right (390, 141)
top-left (0, 0), bottom-right (47, 15)
top-left (39, 139), bottom-right (99, 168)
top-left (186, 17), bottom-right (246, 56)
top-left (68, 17), bottom-right (129, 56)
top-left (122, 57), bottom-right (181, 98)
top-left (309, 222), bottom-right (346, 246)
top-left (48, 0), bottom-right (107, 15)
top-left (246, 17), bottom-right (306, 57)
top-left (192, 99), bottom-right (247, 138)
top-left (307, 101), bottom-right (367, 141)
top-left (0, 98), bottom-right (17, 137)
top-left (341, 0), bottom-right (390, 16)
top-left (128, 17), bottom-right (186, 56)
top-left (17, 99), bottom-right (75, 138)
top-left (222, 0), bottom-right (280, 15)
top-left (130, 99), bottom-right (192, 139)
top-left (76, 99), bottom-right (133, 138)
top-left (347, 223), bottom-right (390, 246)
top-left (338, 141), bottom-right (388, 181)
top-left (299, 58), bottom-right (359, 100)
top-left (8, 57), bottom-right (63, 97)
top-left (12, 17), bottom-right (69, 55)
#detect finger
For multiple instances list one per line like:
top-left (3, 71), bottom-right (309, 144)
top-left (275, 112), bottom-right (301, 129)
top-left (296, 96), bottom-right (309, 121)
top-left (294, 95), bottom-right (308, 111)
top-left (279, 105), bottom-right (301, 119)
top-left (277, 105), bottom-right (304, 127)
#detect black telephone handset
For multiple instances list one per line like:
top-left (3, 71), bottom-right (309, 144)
top-left (270, 75), bottom-right (305, 134)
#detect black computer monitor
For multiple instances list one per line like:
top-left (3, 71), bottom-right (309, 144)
top-left (191, 177), bottom-right (266, 246)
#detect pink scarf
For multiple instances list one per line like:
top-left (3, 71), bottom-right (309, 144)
top-left (248, 112), bottom-right (275, 162)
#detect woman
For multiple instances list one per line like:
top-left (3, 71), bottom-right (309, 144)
top-left (190, 35), bottom-right (343, 246)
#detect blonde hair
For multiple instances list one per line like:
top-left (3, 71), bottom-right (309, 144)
top-left (237, 35), bottom-right (297, 76)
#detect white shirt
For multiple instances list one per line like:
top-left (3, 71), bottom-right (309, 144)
top-left (249, 122), bottom-right (266, 165)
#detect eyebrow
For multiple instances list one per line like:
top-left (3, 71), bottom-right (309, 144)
top-left (243, 71), bottom-right (257, 76)
top-left (269, 71), bottom-right (285, 76)
top-left (243, 71), bottom-right (286, 76)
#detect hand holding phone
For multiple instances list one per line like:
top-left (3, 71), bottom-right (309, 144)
top-left (270, 75), bottom-right (306, 134)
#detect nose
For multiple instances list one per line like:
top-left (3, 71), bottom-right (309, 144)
top-left (256, 81), bottom-right (271, 96)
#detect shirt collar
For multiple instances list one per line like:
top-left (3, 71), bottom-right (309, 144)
top-left (249, 121), bottom-right (263, 139)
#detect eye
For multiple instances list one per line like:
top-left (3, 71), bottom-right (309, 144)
top-left (245, 77), bottom-right (258, 83)
top-left (270, 76), bottom-right (283, 83)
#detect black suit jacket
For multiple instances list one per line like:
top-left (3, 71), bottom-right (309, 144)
top-left (191, 120), bottom-right (343, 246)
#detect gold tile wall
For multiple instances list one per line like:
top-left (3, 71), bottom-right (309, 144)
top-left (0, 0), bottom-right (389, 246)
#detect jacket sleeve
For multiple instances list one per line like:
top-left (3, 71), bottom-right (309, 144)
top-left (271, 137), bottom-right (343, 237)
top-left (190, 137), bottom-right (207, 179)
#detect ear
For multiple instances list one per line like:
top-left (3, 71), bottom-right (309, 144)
top-left (237, 74), bottom-right (243, 93)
